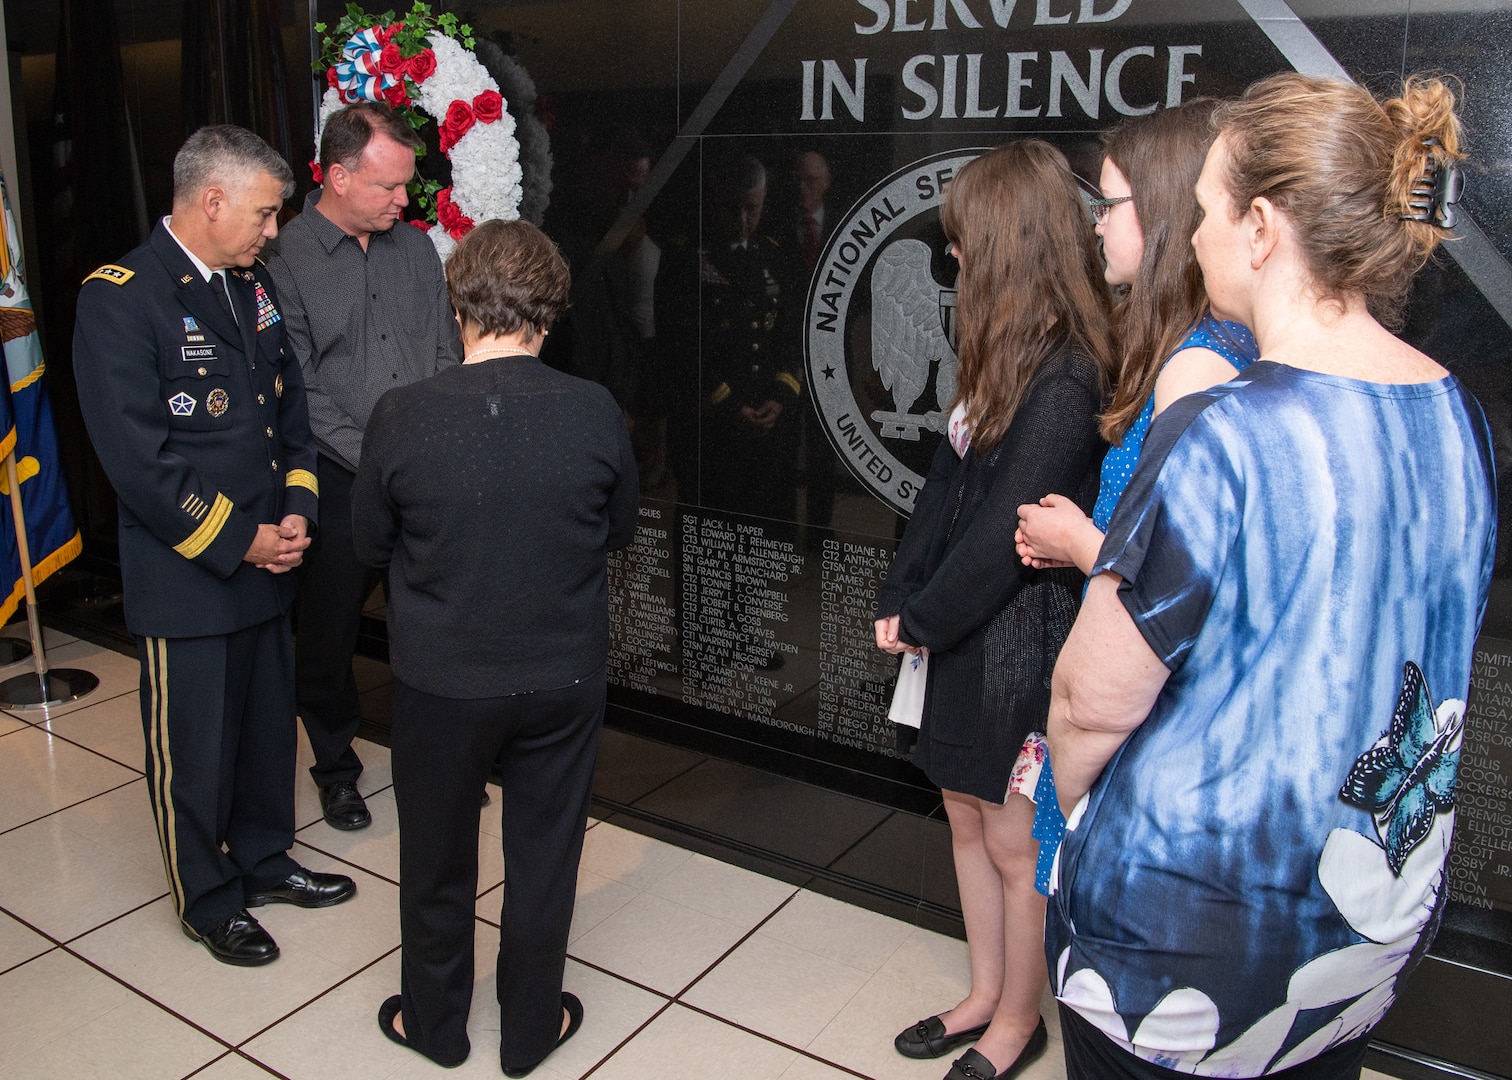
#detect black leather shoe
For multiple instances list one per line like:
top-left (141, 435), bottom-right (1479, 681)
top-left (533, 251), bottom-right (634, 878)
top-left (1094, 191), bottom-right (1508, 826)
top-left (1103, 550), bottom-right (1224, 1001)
top-left (246, 867), bottom-right (357, 908)
top-left (319, 780), bottom-right (371, 830)
top-left (944, 1018), bottom-right (1048, 1080)
top-left (895, 1014), bottom-right (991, 1059)
top-left (183, 910), bottom-right (279, 966)
top-left (503, 992), bottom-right (583, 1077)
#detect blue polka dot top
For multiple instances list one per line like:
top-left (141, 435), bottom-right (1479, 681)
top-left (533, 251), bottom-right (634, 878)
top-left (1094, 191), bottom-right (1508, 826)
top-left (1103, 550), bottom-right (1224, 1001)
top-left (1091, 316), bottom-right (1259, 532)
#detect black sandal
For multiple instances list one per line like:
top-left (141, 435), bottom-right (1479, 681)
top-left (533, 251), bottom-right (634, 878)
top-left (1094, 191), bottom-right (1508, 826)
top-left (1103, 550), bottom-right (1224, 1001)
top-left (503, 992), bottom-right (584, 1078)
top-left (378, 995), bottom-right (467, 1068)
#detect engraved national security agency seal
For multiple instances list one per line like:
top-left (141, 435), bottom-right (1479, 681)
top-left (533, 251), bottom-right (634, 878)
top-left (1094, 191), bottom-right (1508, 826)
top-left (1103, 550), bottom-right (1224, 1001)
top-left (805, 150), bottom-right (984, 516)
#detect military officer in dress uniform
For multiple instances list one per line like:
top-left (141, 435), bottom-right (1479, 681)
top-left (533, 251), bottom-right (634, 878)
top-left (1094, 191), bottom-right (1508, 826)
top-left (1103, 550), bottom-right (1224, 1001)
top-left (698, 154), bottom-right (803, 523)
top-left (72, 126), bottom-right (356, 967)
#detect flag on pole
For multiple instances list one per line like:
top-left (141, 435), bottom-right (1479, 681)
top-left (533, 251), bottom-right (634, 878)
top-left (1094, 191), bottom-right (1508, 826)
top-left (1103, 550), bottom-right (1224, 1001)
top-left (0, 170), bottom-right (81, 623)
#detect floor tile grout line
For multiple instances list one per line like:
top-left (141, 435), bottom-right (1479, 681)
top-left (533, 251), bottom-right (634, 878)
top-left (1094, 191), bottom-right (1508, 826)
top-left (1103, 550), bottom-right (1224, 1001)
top-left (285, 837), bottom-right (402, 890)
top-left (55, 889), bottom-right (175, 947)
top-left (0, 774), bottom-right (148, 839)
top-left (675, 1000), bottom-right (879, 1080)
top-left (566, 887), bottom-right (809, 1078)
top-left (665, 883), bottom-right (804, 1003)
top-left (12, 930), bottom-right (247, 1062)
top-left (229, 942), bottom-right (404, 1052)
top-left (181, 1048), bottom-right (294, 1080)
top-left (577, 995), bottom-right (682, 1080)
top-left (561, 949), bottom-right (679, 1001)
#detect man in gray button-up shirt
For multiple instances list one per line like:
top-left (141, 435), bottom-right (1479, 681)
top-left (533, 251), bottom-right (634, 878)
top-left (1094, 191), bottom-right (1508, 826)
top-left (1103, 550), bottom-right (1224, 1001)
top-left (265, 103), bottom-right (461, 832)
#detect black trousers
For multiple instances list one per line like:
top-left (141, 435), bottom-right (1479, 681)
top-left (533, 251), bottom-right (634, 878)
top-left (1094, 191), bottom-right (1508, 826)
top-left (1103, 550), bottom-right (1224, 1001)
top-left (1058, 1002), bottom-right (1370, 1080)
top-left (137, 617), bottom-right (299, 934)
top-left (294, 454), bottom-right (374, 786)
top-left (392, 670), bottom-right (605, 1070)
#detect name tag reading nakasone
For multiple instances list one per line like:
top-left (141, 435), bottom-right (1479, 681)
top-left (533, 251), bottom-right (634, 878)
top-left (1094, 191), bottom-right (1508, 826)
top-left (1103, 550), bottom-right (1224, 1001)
top-left (182, 345), bottom-right (218, 363)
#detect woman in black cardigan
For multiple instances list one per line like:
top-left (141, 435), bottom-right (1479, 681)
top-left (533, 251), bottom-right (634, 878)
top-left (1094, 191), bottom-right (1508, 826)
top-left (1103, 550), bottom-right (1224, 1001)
top-left (354, 220), bottom-right (639, 1075)
top-left (875, 141), bottom-right (1113, 1080)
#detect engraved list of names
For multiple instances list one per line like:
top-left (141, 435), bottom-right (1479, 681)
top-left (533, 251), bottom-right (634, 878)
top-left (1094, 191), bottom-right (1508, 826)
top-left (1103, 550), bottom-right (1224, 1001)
top-left (678, 513), bottom-right (804, 726)
top-left (818, 537), bottom-right (902, 757)
top-left (1449, 636), bottom-right (1512, 912)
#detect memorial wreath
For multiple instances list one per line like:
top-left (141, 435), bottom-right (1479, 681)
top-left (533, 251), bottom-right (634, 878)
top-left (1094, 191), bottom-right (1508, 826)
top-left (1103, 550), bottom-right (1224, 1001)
top-left (314, 2), bottom-right (524, 260)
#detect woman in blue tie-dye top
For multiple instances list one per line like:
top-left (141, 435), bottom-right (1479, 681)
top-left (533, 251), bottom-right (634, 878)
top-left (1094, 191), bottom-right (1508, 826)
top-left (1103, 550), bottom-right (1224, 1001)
top-left (1045, 74), bottom-right (1492, 1080)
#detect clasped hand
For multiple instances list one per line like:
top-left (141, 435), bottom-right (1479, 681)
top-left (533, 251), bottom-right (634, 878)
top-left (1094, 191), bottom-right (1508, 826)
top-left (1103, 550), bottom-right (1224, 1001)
top-left (244, 515), bottom-right (310, 574)
top-left (873, 614), bottom-right (919, 656)
top-left (1015, 494), bottom-right (1089, 570)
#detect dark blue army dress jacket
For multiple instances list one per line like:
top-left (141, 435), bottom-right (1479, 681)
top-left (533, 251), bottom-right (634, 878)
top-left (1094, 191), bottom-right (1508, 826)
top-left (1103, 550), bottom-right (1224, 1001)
top-left (73, 221), bottom-right (319, 638)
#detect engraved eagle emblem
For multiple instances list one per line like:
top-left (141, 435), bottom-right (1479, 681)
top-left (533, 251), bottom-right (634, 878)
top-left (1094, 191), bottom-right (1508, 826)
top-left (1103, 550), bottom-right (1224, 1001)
top-left (869, 239), bottom-right (957, 441)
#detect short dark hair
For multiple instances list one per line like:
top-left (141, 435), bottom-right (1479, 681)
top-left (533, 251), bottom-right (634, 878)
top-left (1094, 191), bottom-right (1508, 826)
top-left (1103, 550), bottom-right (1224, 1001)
top-left (174, 125), bottom-right (294, 204)
top-left (447, 220), bottom-right (570, 342)
top-left (319, 103), bottom-right (423, 174)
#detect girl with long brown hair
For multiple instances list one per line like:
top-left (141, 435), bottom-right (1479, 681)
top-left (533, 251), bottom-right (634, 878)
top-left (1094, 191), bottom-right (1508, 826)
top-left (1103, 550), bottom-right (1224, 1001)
top-left (1014, 99), bottom-right (1259, 574)
top-left (874, 139), bottom-right (1114, 1080)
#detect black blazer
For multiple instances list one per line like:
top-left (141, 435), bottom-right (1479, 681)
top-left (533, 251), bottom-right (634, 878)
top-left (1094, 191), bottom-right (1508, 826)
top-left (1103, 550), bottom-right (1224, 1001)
top-left (73, 221), bottom-right (319, 637)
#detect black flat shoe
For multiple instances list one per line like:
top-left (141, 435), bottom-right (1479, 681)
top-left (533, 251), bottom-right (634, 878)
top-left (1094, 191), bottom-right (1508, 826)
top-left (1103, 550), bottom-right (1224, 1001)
top-left (378, 995), bottom-right (467, 1068)
top-left (895, 1014), bottom-right (991, 1059)
top-left (944, 1018), bottom-right (1048, 1080)
top-left (320, 780), bottom-right (372, 830)
top-left (246, 866), bottom-right (357, 908)
top-left (183, 909), bottom-right (279, 966)
top-left (503, 992), bottom-right (583, 1077)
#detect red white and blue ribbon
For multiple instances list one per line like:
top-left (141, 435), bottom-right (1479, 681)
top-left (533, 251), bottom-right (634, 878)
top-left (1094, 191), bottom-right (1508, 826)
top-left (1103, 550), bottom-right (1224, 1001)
top-left (335, 28), bottom-right (396, 104)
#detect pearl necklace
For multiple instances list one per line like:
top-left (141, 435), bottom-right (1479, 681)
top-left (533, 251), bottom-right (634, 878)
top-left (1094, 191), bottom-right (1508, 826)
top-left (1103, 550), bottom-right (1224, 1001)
top-left (462, 347), bottom-right (537, 364)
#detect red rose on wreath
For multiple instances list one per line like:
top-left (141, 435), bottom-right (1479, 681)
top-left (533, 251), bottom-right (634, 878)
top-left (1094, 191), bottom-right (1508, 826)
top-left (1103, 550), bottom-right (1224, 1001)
top-left (472, 90), bottom-right (504, 124)
top-left (379, 42), bottom-right (404, 75)
top-left (410, 219), bottom-right (432, 232)
top-left (382, 79), bottom-right (410, 109)
top-left (438, 100), bottom-right (476, 153)
top-left (326, 66), bottom-right (340, 89)
top-left (405, 47), bottom-right (437, 84)
top-left (309, 160), bottom-right (323, 185)
top-left (378, 21), bottom-right (404, 44)
top-left (436, 187), bottom-right (475, 240)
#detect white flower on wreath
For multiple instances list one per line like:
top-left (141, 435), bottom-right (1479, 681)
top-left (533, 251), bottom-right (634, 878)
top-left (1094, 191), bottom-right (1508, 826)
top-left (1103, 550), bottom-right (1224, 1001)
top-left (317, 33), bottom-right (522, 262)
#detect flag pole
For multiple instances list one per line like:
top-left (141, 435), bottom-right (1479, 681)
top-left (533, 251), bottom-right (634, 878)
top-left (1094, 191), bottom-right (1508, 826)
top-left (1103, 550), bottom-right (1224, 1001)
top-left (0, 450), bottom-right (97, 707)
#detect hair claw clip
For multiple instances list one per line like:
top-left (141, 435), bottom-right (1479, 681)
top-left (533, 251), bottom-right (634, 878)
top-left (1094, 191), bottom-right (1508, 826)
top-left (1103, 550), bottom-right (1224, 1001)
top-left (1401, 137), bottom-right (1464, 229)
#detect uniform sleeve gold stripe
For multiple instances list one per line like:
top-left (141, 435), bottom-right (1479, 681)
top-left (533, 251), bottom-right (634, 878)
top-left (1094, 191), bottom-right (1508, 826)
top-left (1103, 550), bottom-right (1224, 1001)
top-left (775, 372), bottom-right (802, 396)
top-left (285, 469), bottom-right (318, 496)
top-left (710, 383), bottom-right (732, 406)
top-left (173, 493), bottom-right (232, 559)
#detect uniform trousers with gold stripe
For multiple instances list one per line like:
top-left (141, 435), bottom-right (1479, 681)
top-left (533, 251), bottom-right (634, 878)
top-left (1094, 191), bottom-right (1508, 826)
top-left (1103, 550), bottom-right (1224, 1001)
top-left (137, 614), bottom-right (300, 935)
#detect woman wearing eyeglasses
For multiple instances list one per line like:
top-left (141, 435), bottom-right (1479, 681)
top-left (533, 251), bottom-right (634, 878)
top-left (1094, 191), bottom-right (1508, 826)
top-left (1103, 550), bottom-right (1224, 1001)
top-left (875, 140), bottom-right (1114, 1080)
top-left (1015, 99), bottom-right (1259, 578)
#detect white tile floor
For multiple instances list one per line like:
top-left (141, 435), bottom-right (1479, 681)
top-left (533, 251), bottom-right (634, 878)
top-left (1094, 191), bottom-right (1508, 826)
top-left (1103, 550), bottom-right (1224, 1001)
top-left (0, 635), bottom-right (1400, 1080)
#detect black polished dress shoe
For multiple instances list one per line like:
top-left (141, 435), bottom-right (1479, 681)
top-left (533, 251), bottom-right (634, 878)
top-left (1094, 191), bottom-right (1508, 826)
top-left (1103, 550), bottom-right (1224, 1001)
top-left (944, 1018), bottom-right (1048, 1080)
top-left (319, 780), bottom-right (372, 830)
top-left (896, 1014), bottom-right (991, 1059)
top-left (246, 867), bottom-right (357, 908)
top-left (183, 910), bottom-right (279, 966)
top-left (378, 995), bottom-right (466, 1068)
top-left (502, 991), bottom-right (583, 1077)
